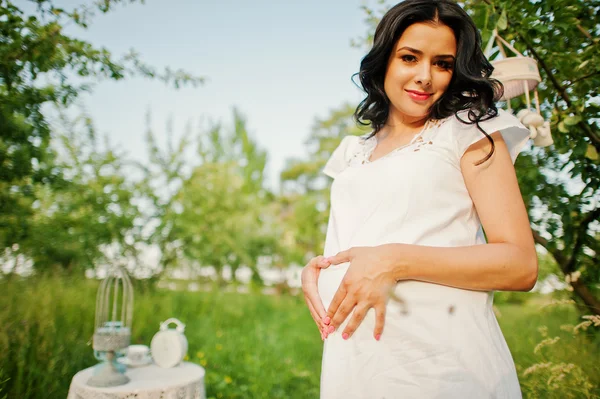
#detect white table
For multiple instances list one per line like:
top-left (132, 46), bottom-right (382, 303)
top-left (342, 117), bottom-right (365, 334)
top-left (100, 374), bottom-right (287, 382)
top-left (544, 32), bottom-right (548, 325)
top-left (67, 362), bottom-right (206, 399)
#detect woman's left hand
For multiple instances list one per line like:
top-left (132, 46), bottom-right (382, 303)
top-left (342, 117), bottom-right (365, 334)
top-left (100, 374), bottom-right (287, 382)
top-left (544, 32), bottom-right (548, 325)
top-left (325, 246), bottom-right (397, 341)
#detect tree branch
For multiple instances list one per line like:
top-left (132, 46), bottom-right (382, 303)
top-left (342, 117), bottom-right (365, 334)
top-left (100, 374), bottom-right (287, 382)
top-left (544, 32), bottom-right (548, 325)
top-left (567, 70), bottom-right (600, 87)
top-left (575, 23), bottom-right (599, 44)
top-left (572, 280), bottom-right (600, 316)
top-left (531, 227), bottom-right (568, 268)
top-left (565, 206), bottom-right (600, 273)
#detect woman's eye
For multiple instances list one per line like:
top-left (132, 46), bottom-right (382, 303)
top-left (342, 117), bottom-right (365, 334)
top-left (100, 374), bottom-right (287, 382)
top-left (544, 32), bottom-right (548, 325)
top-left (435, 61), bottom-right (454, 70)
top-left (401, 55), bottom-right (417, 63)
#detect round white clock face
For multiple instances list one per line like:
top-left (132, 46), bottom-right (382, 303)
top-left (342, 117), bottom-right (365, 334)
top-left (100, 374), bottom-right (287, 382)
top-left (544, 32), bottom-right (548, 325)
top-left (151, 330), bottom-right (186, 368)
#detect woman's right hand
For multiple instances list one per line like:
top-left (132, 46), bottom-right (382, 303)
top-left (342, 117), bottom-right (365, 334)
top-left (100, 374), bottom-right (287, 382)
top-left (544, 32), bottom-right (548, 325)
top-left (301, 255), bottom-right (332, 340)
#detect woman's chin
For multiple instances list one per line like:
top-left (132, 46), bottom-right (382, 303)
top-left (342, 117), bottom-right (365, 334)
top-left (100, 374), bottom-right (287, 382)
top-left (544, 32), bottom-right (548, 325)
top-left (392, 106), bottom-right (430, 120)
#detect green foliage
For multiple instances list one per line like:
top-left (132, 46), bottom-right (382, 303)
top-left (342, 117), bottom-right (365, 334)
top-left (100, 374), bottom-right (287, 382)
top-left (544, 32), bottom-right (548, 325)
top-left (0, 0), bottom-right (203, 262)
top-left (0, 276), bottom-right (322, 398)
top-left (145, 109), bottom-right (278, 282)
top-left (279, 104), bottom-right (370, 262)
top-left (0, 367), bottom-right (8, 399)
top-left (467, 0), bottom-right (600, 315)
top-left (499, 300), bottom-right (600, 398)
top-left (1, 276), bottom-right (598, 398)
top-left (13, 114), bottom-right (143, 272)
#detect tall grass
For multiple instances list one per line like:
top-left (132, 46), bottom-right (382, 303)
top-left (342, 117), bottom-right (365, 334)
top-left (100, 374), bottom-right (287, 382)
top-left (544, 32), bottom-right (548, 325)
top-left (0, 276), bottom-right (322, 398)
top-left (496, 295), bottom-right (600, 398)
top-left (1, 276), bottom-right (598, 398)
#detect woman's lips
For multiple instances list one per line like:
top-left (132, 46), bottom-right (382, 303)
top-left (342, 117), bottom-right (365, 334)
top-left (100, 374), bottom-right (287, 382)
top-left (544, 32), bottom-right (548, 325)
top-left (406, 90), bottom-right (432, 101)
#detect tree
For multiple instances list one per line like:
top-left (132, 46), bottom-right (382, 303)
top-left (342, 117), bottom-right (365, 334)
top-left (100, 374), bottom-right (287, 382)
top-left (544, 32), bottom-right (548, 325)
top-left (463, 0), bottom-right (600, 316)
top-left (279, 104), bottom-right (370, 263)
top-left (155, 110), bottom-right (277, 284)
top-left (0, 0), bottom-right (203, 265)
top-left (137, 114), bottom-right (193, 280)
top-left (10, 112), bottom-right (143, 274)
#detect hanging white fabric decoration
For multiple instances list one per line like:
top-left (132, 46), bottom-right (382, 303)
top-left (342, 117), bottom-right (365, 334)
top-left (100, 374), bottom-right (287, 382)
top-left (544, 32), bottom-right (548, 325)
top-left (517, 109), bottom-right (553, 147)
top-left (485, 29), bottom-right (553, 147)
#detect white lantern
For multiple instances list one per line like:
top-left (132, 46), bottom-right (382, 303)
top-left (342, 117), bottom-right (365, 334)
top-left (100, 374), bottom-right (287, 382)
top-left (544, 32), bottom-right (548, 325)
top-left (486, 29), bottom-right (553, 147)
top-left (491, 56), bottom-right (541, 101)
top-left (151, 318), bottom-right (189, 368)
top-left (87, 266), bottom-right (134, 387)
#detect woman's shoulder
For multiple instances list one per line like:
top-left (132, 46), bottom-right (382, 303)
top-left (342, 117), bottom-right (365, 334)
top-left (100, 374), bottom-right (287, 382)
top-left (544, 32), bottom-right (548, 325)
top-left (444, 109), bottom-right (530, 163)
top-left (339, 134), bottom-right (363, 147)
top-left (448, 109), bottom-right (525, 133)
top-left (322, 134), bottom-right (365, 178)
top-left (333, 134), bottom-right (366, 159)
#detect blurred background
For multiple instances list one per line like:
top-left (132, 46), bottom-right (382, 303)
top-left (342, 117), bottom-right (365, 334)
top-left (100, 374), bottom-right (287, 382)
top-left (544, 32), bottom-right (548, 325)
top-left (1, 0), bottom-right (599, 398)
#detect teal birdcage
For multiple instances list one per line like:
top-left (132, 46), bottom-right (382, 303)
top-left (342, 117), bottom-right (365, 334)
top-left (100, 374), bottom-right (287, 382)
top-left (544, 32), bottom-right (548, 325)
top-left (87, 266), bottom-right (134, 387)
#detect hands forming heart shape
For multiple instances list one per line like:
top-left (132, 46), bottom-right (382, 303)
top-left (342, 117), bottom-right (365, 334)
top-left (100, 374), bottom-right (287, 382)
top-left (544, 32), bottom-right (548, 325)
top-left (300, 246), bottom-right (397, 341)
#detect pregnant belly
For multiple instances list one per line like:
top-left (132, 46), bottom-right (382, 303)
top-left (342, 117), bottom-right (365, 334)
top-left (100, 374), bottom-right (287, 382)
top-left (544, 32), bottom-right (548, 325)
top-left (318, 266), bottom-right (491, 318)
top-left (317, 263), bottom-right (350, 310)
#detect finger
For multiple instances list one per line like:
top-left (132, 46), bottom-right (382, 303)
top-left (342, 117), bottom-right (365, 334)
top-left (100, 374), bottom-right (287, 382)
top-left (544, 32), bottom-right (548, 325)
top-left (310, 301), bottom-right (331, 339)
top-left (310, 255), bottom-right (331, 269)
top-left (326, 284), bottom-right (348, 320)
top-left (308, 256), bottom-right (324, 268)
top-left (301, 264), bottom-right (326, 317)
top-left (304, 295), bottom-right (327, 340)
top-left (317, 257), bottom-right (331, 269)
top-left (326, 249), bottom-right (351, 265)
top-left (305, 285), bottom-right (327, 321)
top-left (330, 295), bottom-right (356, 331)
top-left (305, 297), bottom-right (320, 325)
top-left (305, 296), bottom-right (324, 330)
top-left (373, 304), bottom-right (386, 341)
top-left (342, 304), bottom-right (370, 339)
top-left (309, 257), bottom-right (331, 322)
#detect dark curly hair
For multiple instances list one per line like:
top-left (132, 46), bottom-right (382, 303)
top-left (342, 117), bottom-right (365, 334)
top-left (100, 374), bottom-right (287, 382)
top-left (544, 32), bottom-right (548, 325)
top-left (354, 0), bottom-right (504, 164)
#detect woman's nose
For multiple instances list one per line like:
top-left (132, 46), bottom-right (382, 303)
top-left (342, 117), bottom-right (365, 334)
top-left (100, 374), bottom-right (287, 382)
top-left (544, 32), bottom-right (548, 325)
top-left (414, 65), bottom-right (432, 87)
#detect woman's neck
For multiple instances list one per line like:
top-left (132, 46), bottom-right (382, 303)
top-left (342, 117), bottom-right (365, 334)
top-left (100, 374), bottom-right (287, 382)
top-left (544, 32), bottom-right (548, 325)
top-left (379, 111), bottom-right (428, 140)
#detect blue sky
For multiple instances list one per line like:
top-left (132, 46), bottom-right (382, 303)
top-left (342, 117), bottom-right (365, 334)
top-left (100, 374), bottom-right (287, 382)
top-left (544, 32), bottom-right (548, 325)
top-left (55, 0), bottom-right (372, 190)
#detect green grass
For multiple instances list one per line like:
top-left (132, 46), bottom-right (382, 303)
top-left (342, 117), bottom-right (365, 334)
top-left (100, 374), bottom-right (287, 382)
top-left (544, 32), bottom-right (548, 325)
top-left (495, 294), bottom-right (600, 398)
top-left (0, 276), bottom-right (598, 398)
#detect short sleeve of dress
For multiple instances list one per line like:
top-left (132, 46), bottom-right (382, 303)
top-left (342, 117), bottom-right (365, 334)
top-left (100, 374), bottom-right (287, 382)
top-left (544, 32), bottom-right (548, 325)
top-left (453, 109), bottom-right (530, 164)
top-left (323, 135), bottom-right (360, 178)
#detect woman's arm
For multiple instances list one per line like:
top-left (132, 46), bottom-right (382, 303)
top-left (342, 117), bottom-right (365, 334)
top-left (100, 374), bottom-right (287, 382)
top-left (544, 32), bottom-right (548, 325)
top-left (377, 240), bottom-right (536, 291)
top-left (325, 131), bottom-right (538, 338)
top-left (384, 131), bottom-right (538, 289)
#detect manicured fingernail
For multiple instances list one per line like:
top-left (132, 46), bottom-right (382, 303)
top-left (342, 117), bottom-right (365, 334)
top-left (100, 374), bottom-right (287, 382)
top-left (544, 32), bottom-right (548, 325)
top-left (328, 325), bottom-right (335, 333)
top-left (323, 316), bottom-right (331, 325)
top-left (342, 333), bottom-right (349, 340)
top-left (375, 334), bottom-right (381, 341)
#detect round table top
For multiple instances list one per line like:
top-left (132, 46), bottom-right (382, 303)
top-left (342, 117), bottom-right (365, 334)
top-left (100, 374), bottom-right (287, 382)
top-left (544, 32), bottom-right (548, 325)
top-left (67, 361), bottom-right (206, 399)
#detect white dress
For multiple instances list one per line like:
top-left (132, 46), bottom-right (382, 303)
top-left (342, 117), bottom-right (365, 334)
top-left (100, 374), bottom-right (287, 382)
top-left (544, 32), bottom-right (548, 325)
top-left (318, 110), bottom-right (530, 399)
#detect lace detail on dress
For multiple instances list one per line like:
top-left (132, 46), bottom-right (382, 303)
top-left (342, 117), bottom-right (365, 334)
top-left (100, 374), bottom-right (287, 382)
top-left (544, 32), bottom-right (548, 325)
top-left (347, 134), bottom-right (376, 166)
top-left (352, 118), bottom-right (449, 165)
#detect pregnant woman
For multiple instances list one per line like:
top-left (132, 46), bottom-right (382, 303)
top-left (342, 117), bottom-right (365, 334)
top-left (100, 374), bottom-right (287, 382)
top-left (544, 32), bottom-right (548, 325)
top-left (301, 1), bottom-right (538, 398)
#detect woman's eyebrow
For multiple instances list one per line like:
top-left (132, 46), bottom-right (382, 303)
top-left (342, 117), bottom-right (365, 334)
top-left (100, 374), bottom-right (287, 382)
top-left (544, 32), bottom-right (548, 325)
top-left (397, 46), bottom-right (423, 54)
top-left (436, 54), bottom-right (456, 60)
top-left (396, 46), bottom-right (455, 59)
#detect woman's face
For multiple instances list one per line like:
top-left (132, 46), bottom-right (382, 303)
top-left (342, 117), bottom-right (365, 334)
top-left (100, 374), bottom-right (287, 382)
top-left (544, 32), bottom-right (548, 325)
top-left (384, 22), bottom-right (457, 122)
